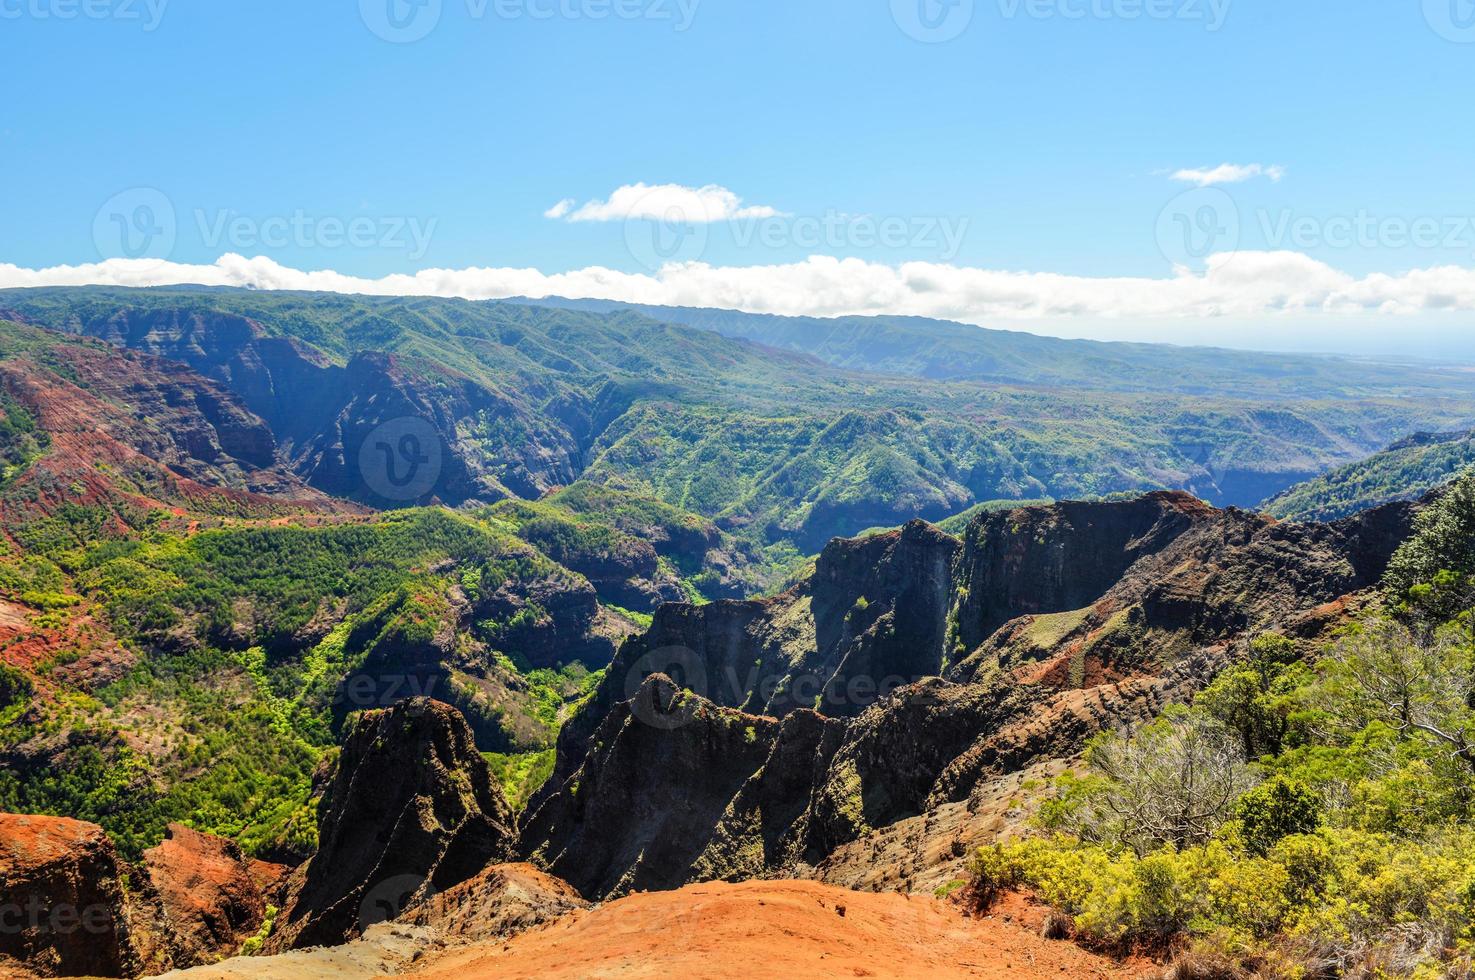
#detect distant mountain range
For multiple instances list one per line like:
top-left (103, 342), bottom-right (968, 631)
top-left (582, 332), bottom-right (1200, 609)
top-left (6, 286), bottom-right (1474, 557)
top-left (503, 296), bottom-right (1470, 400)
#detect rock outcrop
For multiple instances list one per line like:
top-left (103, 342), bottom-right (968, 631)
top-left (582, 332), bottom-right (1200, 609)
top-left (142, 824), bottom-right (270, 969)
top-left (521, 674), bottom-right (782, 898)
top-left (266, 698), bottom-right (516, 952)
top-left (0, 814), bottom-right (137, 979)
top-left (533, 520), bottom-right (958, 811)
top-left (399, 863), bottom-right (587, 940)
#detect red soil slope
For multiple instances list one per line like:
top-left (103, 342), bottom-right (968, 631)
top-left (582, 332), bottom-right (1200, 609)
top-left (411, 880), bottom-right (1148, 980)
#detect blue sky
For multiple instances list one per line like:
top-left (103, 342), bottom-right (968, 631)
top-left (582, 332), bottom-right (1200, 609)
top-left (2, 0), bottom-right (1474, 354)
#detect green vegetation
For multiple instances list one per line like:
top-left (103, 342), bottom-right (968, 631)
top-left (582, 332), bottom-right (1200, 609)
top-left (1263, 429), bottom-right (1475, 522)
top-left (484, 748), bottom-right (556, 811)
top-left (935, 498), bottom-right (1055, 535)
top-left (10, 287), bottom-right (1475, 559)
top-left (0, 390), bottom-right (48, 486)
top-left (0, 505), bottom-right (620, 859)
top-left (967, 473), bottom-right (1475, 974)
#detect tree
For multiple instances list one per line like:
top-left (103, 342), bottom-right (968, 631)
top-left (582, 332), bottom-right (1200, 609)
top-left (1068, 709), bottom-right (1256, 855)
top-left (1235, 775), bottom-right (1321, 855)
top-left (1322, 618), bottom-right (1475, 776)
top-left (1197, 633), bottom-right (1307, 759)
top-left (1385, 470), bottom-right (1475, 619)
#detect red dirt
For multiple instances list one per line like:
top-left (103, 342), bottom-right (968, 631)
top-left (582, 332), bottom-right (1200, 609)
top-left (409, 880), bottom-right (1149, 980)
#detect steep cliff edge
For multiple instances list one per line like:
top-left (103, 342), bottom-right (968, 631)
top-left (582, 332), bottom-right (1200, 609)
top-left (0, 814), bottom-right (139, 979)
top-left (266, 698), bottom-right (516, 952)
top-left (521, 493), bottom-right (1418, 899)
top-left (61, 306), bottom-right (583, 506)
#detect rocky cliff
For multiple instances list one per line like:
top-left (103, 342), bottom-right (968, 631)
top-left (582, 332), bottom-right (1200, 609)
top-left (141, 824), bottom-right (273, 970)
top-left (520, 493), bottom-right (1418, 899)
top-left (63, 306), bottom-right (584, 507)
top-left (0, 814), bottom-right (276, 978)
top-left (0, 328), bottom-right (344, 529)
top-left (0, 814), bottom-right (138, 978)
top-left (266, 698), bottom-right (516, 952)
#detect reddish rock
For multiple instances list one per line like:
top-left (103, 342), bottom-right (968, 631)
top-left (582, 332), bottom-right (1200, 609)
top-left (401, 862), bottom-right (587, 940)
top-left (0, 813), bottom-right (136, 978)
top-left (142, 824), bottom-right (268, 969)
top-left (246, 858), bottom-right (293, 906)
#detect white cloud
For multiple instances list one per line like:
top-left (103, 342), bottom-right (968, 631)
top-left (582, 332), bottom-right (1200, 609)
top-left (4, 251), bottom-right (1475, 329)
top-left (1170, 163), bottom-right (1286, 187)
top-left (548, 183), bottom-right (782, 223)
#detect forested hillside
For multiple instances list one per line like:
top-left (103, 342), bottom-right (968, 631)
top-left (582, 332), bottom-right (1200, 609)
top-left (7, 287), bottom-right (1475, 555)
top-left (1264, 429), bottom-right (1475, 522)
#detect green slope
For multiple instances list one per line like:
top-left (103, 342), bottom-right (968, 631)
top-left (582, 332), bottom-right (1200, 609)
top-left (1261, 430), bottom-right (1475, 522)
top-left (6, 286), bottom-right (1475, 554)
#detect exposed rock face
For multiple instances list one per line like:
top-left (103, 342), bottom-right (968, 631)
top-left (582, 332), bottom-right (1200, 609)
top-left (266, 699), bottom-right (516, 952)
top-left (68, 307), bottom-right (583, 506)
top-left (950, 492), bottom-right (1208, 653)
top-left (0, 814), bottom-right (137, 978)
top-left (0, 335), bottom-right (343, 531)
top-left (400, 863), bottom-right (587, 940)
top-left (142, 824), bottom-right (269, 969)
top-left (809, 521), bottom-right (958, 717)
top-left (536, 520), bottom-right (958, 806)
top-left (523, 493), bottom-right (1419, 899)
top-left (522, 674), bottom-right (781, 898)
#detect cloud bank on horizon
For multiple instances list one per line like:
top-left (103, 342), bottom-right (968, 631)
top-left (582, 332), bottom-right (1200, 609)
top-left (4, 251), bottom-right (1475, 326)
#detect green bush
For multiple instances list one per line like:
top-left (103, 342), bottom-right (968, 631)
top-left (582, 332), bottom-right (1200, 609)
top-left (1235, 776), bottom-right (1321, 855)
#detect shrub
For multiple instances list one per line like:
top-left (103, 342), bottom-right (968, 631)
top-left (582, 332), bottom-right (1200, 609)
top-left (1235, 776), bottom-right (1321, 855)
